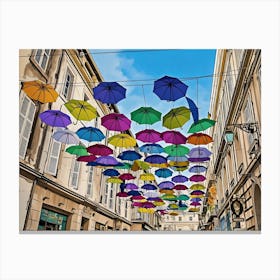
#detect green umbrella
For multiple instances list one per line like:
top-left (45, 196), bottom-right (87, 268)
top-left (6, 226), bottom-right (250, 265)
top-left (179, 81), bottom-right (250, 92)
top-left (162, 106), bottom-right (190, 129)
top-left (176, 194), bottom-right (190, 201)
top-left (187, 118), bottom-right (216, 133)
top-left (115, 162), bottom-right (132, 170)
top-left (164, 145), bottom-right (190, 156)
top-left (178, 206), bottom-right (188, 211)
top-left (66, 145), bottom-right (88, 156)
top-left (161, 194), bottom-right (177, 201)
top-left (131, 107), bottom-right (161, 125)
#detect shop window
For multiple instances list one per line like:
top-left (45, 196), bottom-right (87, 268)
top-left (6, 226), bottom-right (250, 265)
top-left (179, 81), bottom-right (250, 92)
top-left (38, 208), bottom-right (67, 231)
top-left (70, 160), bottom-right (80, 189)
top-left (34, 49), bottom-right (51, 71)
top-left (87, 166), bottom-right (94, 196)
top-left (46, 139), bottom-right (61, 176)
top-left (19, 95), bottom-right (36, 159)
top-left (62, 69), bottom-right (74, 100)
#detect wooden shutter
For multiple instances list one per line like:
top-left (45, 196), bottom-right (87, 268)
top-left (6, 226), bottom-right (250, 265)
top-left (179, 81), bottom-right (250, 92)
top-left (70, 160), bottom-right (80, 189)
top-left (46, 139), bottom-right (61, 175)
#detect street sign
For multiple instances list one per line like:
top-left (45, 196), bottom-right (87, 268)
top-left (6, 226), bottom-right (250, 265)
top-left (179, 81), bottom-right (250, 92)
top-left (233, 218), bottom-right (244, 222)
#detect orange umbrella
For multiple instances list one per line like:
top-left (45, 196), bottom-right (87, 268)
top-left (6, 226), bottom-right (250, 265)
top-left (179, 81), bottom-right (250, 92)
top-left (186, 133), bottom-right (213, 145)
top-left (22, 80), bottom-right (59, 103)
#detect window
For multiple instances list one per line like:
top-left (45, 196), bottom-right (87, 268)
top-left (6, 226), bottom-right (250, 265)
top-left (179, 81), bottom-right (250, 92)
top-left (179, 216), bottom-right (182, 221)
top-left (34, 49), bottom-right (51, 71)
top-left (244, 95), bottom-right (255, 145)
top-left (189, 216), bottom-right (193, 221)
top-left (62, 69), bottom-right (74, 100)
top-left (87, 166), bottom-right (94, 196)
top-left (46, 139), bottom-right (61, 176)
top-left (19, 96), bottom-right (36, 159)
top-left (109, 185), bottom-right (114, 209)
top-left (104, 183), bottom-right (109, 205)
top-left (117, 197), bottom-right (121, 214)
top-left (70, 160), bottom-right (80, 189)
top-left (226, 56), bottom-right (234, 99)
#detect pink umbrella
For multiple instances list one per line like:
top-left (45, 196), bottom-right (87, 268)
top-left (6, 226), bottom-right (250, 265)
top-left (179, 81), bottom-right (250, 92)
top-left (77, 154), bottom-right (97, 162)
top-left (87, 144), bottom-right (113, 156)
top-left (142, 202), bottom-right (156, 208)
top-left (189, 174), bottom-right (206, 182)
top-left (101, 113), bottom-right (131, 131)
top-left (132, 201), bottom-right (143, 207)
top-left (136, 129), bottom-right (162, 143)
top-left (173, 184), bottom-right (188, 190)
top-left (190, 201), bottom-right (201, 206)
top-left (131, 195), bottom-right (145, 200)
top-left (161, 131), bottom-right (187, 144)
top-left (116, 192), bottom-right (129, 197)
top-left (119, 173), bottom-right (136, 181)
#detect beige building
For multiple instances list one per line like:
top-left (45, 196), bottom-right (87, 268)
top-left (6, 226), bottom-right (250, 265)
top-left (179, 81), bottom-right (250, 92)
top-left (201, 49), bottom-right (261, 231)
top-left (19, 49), bottom-right (159, 231)
top-left (160, 213), bottom-right (199, 231)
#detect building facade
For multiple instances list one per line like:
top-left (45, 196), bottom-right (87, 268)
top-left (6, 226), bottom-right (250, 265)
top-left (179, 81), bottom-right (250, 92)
top-left (201, 49), bottom-right (261, 231)
top-left (19, 49), bottom-right (159, 231)
top-left (160, 213), bottom-right (199, 231)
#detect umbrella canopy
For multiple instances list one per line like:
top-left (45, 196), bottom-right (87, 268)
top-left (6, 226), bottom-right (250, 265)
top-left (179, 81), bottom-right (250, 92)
top-left (170, 166), bottom-right (189, 172)
top-left (188, 165), bottom-right (207, 173)
top-left (64, 99), bottom-right (97, 121)
top-left (93, 81), bottom-right (126, 104)
top-left (131, 195), bottom-right (146, 201)
top-left (139, 144), bottom-right (164, 154)
top-left (167, 155), bottom-right (188, 162)
top-left (190, 190), bottom-right (205, 196)
top-left (131, 160), bottom-right (150, 171)
top-left (176, 194), bottom-right (190, 201)
top-left (173, 184), bottom-right (188, 190)
top-left (103, 169), bottom-right (120, 176)
top-left (108, 134), bottom-right (137, 148)
top-left (115, 162), bottom-right (132, 170)
top-left (161, 194), bottom-right (177, 201)
top-left (155, 168), bottom-right (173, 178)
top-left (189, 184), bottom-right (205, 190)
top-left (188, 118), bottom-right (216, 133)
top-left (124, 183), bottom-right (138, 190)
top-left (131, 106), bottom-right (161, 125)
top-left (119, 173), bottom-right (136, 181)
top-left (154, 201), bottom-right (165, 206)
top-left (161, 131), bottom-right (187, 145)
top-left (188, 157), bottom-right (210, 162)
top-left (164, 145), bottom-right (189, 156)
top-left (186, 133), bottom-right (213, 145)
top-left (117, 150), bottom-right (142, 161)
top-left (168, 203), bottom-right (179, 210)
top-left (95, 156), bottom-right (120, 166)
top-left (101, 113), bottom-right (131, 132)
top-left (77, 154), bottom-right (97, 162)
top-left (159, 189), bottom-right (174, 195)
top-left (188, 147), bottom-right (212, 158)
top-left (141, 184), bottom-right (157, 190)
top-left (171, 175), bottom-right (188, 183)
top-left (144, 191), bottom-right (160, 198)
top-left (163, 106), bottom-right (190, 129)
top-left (190, 201), bottom-right (201, 206)
top-left (76, 127), bottom-right (105, 142)
top-left (188, 208), bottom-right (200, 212)
top-left (116, 192), bottom-right (129, 198)
top-left (169, 211), bottom-right (179, 216)
top-left (190, 197), bottom-right (202, 202)
top-left (140, 173), bottom-right (155, 181)
top-left (52, 129), bottom-right (80, 144)
top-left (127, 190), bottom-right (142, 196)
top-left (106, 177), bottom-right (123, 184)
top-left (87, 144), bottom-right (113, 156)
top-left (66, 145), bottom-right (88, 156)
top-left (39, 110), bottom-right (71, 127)
top-left (144, 155), bottom-right (167, 164)
top-left (136, 129), bottom-right (162, 143)
top-left (132, 201), bottom-right (144, 207)
top-left (186, 96), bottom-right (199, 123)
top-left (168, 161), bottom-right (189, 167)
top-left (158, 181), bottom-right (175, 189)
top-left (189, 174), bottom-right (206, 182)
top-left (153, 75), bottom-right (188, 101)
top-left (141, 202), bottom-right (156, 209)
top-left (22, 80), bottom-right (59, 103)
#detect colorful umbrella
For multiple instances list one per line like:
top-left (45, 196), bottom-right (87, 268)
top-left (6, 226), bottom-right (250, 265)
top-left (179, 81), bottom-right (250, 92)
top-left (95, 156), bottom-right (120, 166)
top-left (190, 190), bottom-right (205, 196)
top-left (116, 192), bottom-right (129, 198)
top-left (186, 133), bottom-right (213, 145)
top-left (131, 160), bottom-right (150, 171)
top-left (136, 129), bottom-right (162, 143)
top-left (155, 168), bottom-right (173, 178)
top-left (188, 165), bottom-right (207, 173)
top-left (167, 155), bottom-right (188, 162)
top-left (186, 96), bottom-right (199, 123)
top-left (189, 184), bottom-right (205, 190)
top-left (131, 107), bottom-right (161, 125)
top-left (39, 110), bottom-right (71, 127)
top-left (132, 201), bottom-right (144, 207)
top-left (189, 174), bottom-right (206, 182)
top-left (161, 131), bottom-right (187, 145)
top-left (161, 194), bottom-right (177, 201)
top-left (108, 134), bottom-right (137, 148)
top-left (141, 202), bottom-right (156, 208)
top-left (188, 147), bottom-right (212, 158)
top-left (144, 155), bottom-right (167, 164)
top-left (101, 113), bottom-right (131, 132)
top-left (158, 181), bottom-right (175, 189)
top-left (188, 118), bottom-right (216, 133)
top-left (131, 195), bottom-right (146, 201)
top-left (115, 162), bottom-right (132, 170)
top-left (163, 106), bottom-right (190, 129)
top-left (119, 173), bottom-right (136, 181)
top-left (76, 127), bottom-right (105, 142)
top-left (190, 197), bottom-right (202, 202)
top-left (124, 183), bottom-right (138, 190)
top-left (87, 144), bottom-right (113, 156)
top-left (190, 201), bottom-right (201, 206)
top-left (52, 129), bottom-right (80, 144)
top-left (153, 75), bottom-right (188, 101)
top-left (102, 169), bottom-right (120, 176)
top-left (117, 150), bottom-right (142, 161)
top-left (168, 161), bottom-right (189, 167)
top-left (106, 177), bottom-right (123, 184)
top-left (176, 194), bottom-right (189, 201)
top-left (140, 173), bottom-right (155, 181)
top-left (128, 190), bottom-right (142, 196)
top-left (169, 211), bottom-right (179, 216)
top-left (64, 99), bottom-right (97, 121)
top-left (188, 157), bottom-right (210, 162)
top-left (188, 208), bottom-right (200, 212)
top-left (170, 166), bottom-right (189, 172)
top-left (168, 203), bottom-right (179, 210)
top-left (159, 189), bottom-right (174, 195)
top-left (77, 154), bottom-right (97, 162)
top-left (171, 175), bottom-right (188, 183)
top-left (65, 145), bottom-right (88, 156)
top-left (139, 144), bottom-right (164, 154)
top-left (164, 145), bottom-right (189, 156)
top-left (141, 184), bottom-right (157, 190)
top-left (93, 82), bottom-right (126, 104)
top-left (22, 80), bottom-right (59, 103)
top-left (154, 201), bottom-right (165, 206)
top-left (144, 191), bottom-right (160, 198)
top-left (173, 184), bottom-right (188, 190)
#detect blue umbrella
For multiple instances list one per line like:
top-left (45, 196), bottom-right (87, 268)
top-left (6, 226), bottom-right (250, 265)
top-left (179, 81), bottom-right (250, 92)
top-left (188, 147), bottom-right (212, 158)
top-left (139, 144), bottom-right (164, 154)
top-left (153, 76), bottom-right (188, 101)
top-left (141, 184), bottom-right (157, 190)
top-left (103, 169), bottom-right (120, 176)
top-left (172, 175), bottom-right (188, 183)
top-left (76, 127), bottom-right (105, 142)
top-left (117, 150), bottom-right (142, 161)
top-left (120, 182), bottom-right (126, 192)
top-left (87, 161), bottom-right (125, 167)
top-left (155, 168), bottom-right (173, 178)
top-left (93, 82), bottom-right (126, 104)
top-left (158, 181), bottom-right (175, 189)
top-left (127, 190), bottom-right (142, 196)
top-left (167, 156), bottom-right (188, 162)
top-left (189, 165), bottom-right (207, 173)
top-left (188, 157), bottom-right (210, 162)
top-left (145, 155), bottom-right (167, 164)
top-left (190, 197), bottom-right (202, 202)
top-left (186, 97), bottom-right (199, 123)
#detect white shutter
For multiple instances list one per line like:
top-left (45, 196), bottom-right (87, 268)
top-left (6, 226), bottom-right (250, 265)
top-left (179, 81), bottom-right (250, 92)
top-left (46, 139), bottom-right (61, 175)
top-left (19, 96), bottom-right (36, 159)
top-left (87, 166), bottom-right (94, 195)
top-left (70, 160), bottom-right (80, 189)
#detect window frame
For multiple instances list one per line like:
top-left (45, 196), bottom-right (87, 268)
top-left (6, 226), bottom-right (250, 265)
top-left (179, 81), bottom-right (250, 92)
top-left (34, 49), bottom-right (51, 71)
top-left (45, 138), bottom-right (61, 176)
top-left (62, 68), bottom-right (74, 100)
top-left (69, 159), bottom-right (81, 189)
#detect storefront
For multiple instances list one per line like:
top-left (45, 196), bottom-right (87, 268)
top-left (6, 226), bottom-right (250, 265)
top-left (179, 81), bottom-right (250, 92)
top-left (38, 208), bottom-right (68, 231)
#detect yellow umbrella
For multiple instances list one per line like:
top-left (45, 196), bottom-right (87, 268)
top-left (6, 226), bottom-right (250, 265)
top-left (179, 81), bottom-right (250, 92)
top-left (106, 177), bottom-right (123, 184)
top-left (188, 207), bottom-right (200, 212)
top-left (64, 99), bottom-right (97, 121)
top-left (190, 195), bottom-right (205, 199)
top-left (131, 160), bottom-right (150, 171)
top-left (138, 208), bottom-right (155, 214)
top-left (140, 173), bottom-right (155, 181)
top-left (171, 166), bottom-right (189, 172)
top-left (22, 80), bottom-right (59, 103)
top-left (154, 201), bottom-right (165, 206)
top-left (159, 189), bottom-right (174, 195)
top-left (189, 184), bottom-right (205, 190)
top-left (149, 163), bottom-right (169, 168)
top-left (108, 134), bottom-right (137, 148)
top-left (169, 211), bottom-right (178, 216)
top-left (168, 161), bottom-right (189, 167)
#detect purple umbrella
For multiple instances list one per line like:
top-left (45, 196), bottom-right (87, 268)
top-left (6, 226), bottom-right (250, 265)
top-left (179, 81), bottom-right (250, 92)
top-left (147, 197), bottom-right (162, 202)
top-left (158, 181), bottom-right (175, 189)
top-left (190, 197), bottom-right (202, 202)
top-left (144, 191), bottom-right (159, 198)
top-left (39, 110), bottom-right (72, 127)
top-left (189, 165), bottom-right (207, 173)
top-left (153, 76), bottom-right (188, 101)
top-left (93, 82), bottom-right (126, 104)
top-left (142, 202), bottom-right (155, 208)
top-left (189, 174), bottom-right (206, 182)
top-left (101, 113), bottom-right (131, 132)
top-left (190, 201), bottom-right (201, 206)
top-left (188, 147), bottom-right (212, 158)
top-left (188, 157), bottom-right (210, 162)
top-left (123, 183), bottom-right (138, 190)
top-left (136, 129), bottom-right (162, 143)
top-left (172, 175), bottom-right (188, 183)
top-left (94, 156), bottom-right (120, 166)
top-left (190, 190), bottom-right (205, 196)
top-left (144, 155), bottom-right (167, 164)
top-left (141, 184), bottom-right (157, 190)
top-left (161, 131), bottom-right (187, 145)
top-left (52, 129), bottom-right (80, 144)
